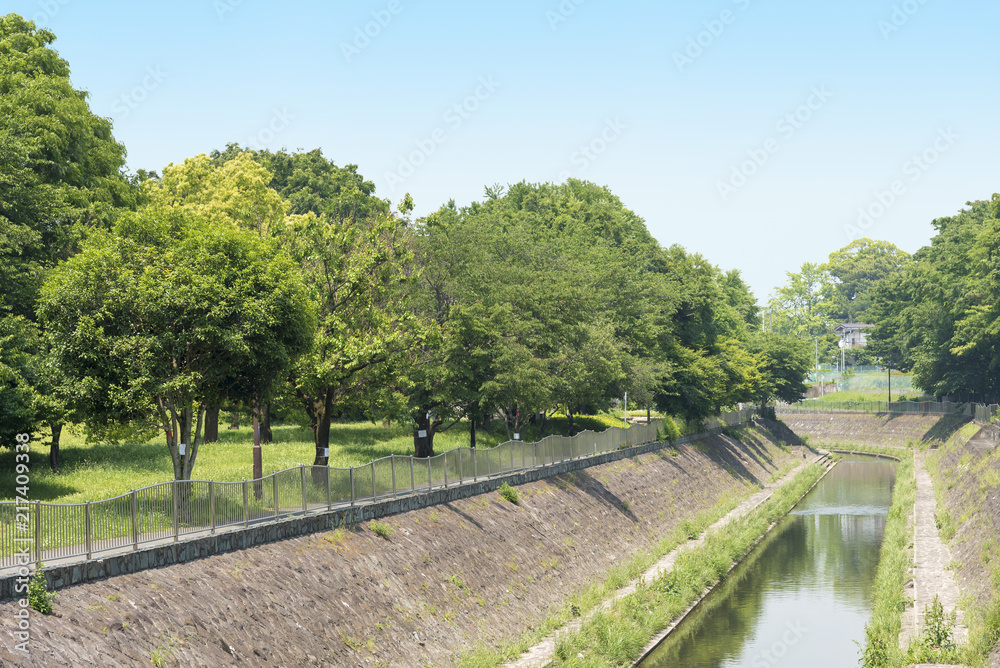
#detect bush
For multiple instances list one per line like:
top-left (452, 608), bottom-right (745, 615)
top-left (369, 520), bottom-right (393, 538)
top-left (498, 482), bottom-right (519, 505)
top-left (28, 564), bottom-right (55, 614)
top-left (659, 417), bottom-right (681, 443)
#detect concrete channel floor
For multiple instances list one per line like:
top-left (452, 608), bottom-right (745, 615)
top-left (901, 450), bottom-right (968, 649)
top-left (506, 447), bottom-right (830, 668)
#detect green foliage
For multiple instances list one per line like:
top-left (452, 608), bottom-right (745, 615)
top-left (38, 210), bottom-right (316, 480)
top-left (370, 520), bottom-right (393, 538)
top-left (27, 563), bottom-right (55, 614)
top-left (658, 416), bottom-right (681, 443)
top-left (867, 194), bottom-right (1000, 400)
top-left (498, 482), bottom-right (520, 505)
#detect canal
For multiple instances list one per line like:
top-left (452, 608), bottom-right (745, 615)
top-left (639, 456), bottom-right (896, 667)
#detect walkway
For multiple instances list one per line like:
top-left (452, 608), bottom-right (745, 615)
top-left (506, 447), bottom-right (831, 668)
top-left (901, 451), bottom-right (968, 648)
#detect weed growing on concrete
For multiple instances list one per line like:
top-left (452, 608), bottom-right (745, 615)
top-left (370, 520), bottom-right (393, 538)
top-left (28, 563), bottom-right (55, 614)
top-left (498, 482), bottom-right (520, 505)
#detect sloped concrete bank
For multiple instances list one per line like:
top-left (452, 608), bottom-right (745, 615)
top-left (779, 411), bottom-right (971, 449)
top-left (923, 428), bottom-right (1000, 666)
top-left (0, 422), bottom-right (802, 667)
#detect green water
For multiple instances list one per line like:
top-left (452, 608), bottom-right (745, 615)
top-left (639, 457), bottom-right (896, 667)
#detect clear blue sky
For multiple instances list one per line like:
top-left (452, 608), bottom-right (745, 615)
top-left (10, 0), bottom-right (999, 303)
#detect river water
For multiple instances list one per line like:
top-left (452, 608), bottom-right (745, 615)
top-left (639, 456), bottom-right (896, 668)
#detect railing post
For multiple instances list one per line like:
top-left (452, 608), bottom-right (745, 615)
top-left (371, 462), bottom-right (376, 500)
top-left (85, 501), bottom-right (92, 560)
top-left (391, 457), bottom-right (397, 498)
top-left (444, 452), bottom-right (449, 488)
top-left (34, 500), bottom-right (42, 563)
top-left (210, 480), bottom-right (216, 535)
top-left (326, 466), bottom-right (332, 510)
top-left (350, 467), bottom-right (356, 506)
top-left (410, 457), bottom-right (415, 492)
top-left (243, 480), bottom-right (249, 527)
top-left (474, 450), bottom-right (478, 481)
top-left (487, 447), bottom-right (492, 477)
top-left (130, 490), bottom-right (138, 551)
top-left (273, 473), bottom-right (279, 520)
top-left (301, 464), bottom-right (307, 513)
top-left (428, 456), bottom-right (433, 490)
top-left (458, 450), bottom-right (463, 483)
top-left (173, 480), bottom-right (179, 542)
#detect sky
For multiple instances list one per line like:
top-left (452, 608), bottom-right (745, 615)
top-left (9, 0), bottom-right (1000, 303)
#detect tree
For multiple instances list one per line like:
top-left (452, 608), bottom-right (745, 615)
top-left (0, 14), bottom-right (135, 318)
top-left (757, 333), bottom-right (811, 405)
top-left (38, 210), bottom-right (316, 481)
top-left (282, 208), bottom-right (418, 465)
top-left (865, 195), bottom-right (1000, 401)
top-left (825, 238), bottom-right (910, 324)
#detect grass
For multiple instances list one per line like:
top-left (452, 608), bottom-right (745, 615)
top-left (855, 448), bottom-right (914, 668)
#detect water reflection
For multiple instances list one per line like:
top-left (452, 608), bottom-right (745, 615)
top-left (640, 457), bottom-right (896, 667)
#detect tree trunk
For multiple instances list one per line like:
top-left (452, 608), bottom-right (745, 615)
top-left (228, 410), bottom-right (240, 430)
top-left (312, 390), bottom-right (334, 465)
top-left (566, 408), bottom-right (576, 436)
top-left (469, 417), bottom-right (476, 449)
top-left (647, 405), bottom-right (651, 423)
top-left (413, 411), bottom-right (435, 458)
top-left (49, 423), bottom-right (62, 471)
top-left (204, 405), bottom-right (220, 443)
top-left (261, 403), bottom-right (273, 443)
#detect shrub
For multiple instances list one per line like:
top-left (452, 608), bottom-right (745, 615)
top-left (28, 564), bottom-right (55, 614)
top-left (498, 482), bottom-right (519, 505)
top-left (370, 520), bottom-right (393, 538)
top-left (659, 417), bottom-right (681, 443)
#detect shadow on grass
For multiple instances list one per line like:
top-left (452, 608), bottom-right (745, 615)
top-left (919, 414), bottom-right (973, 446)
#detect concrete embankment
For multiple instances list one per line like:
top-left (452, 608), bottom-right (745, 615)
top-left (0, 422), bottom-right (802, 667)
top-left (780, 411), bottom-right (971, 449)
top-left (922, 426), bottom-right (1000, 666)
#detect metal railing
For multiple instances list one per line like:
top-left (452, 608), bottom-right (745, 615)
top-left (778, 399), bottom-right (1000, 423)
top-left (0, 409), bottom-right (756, 572)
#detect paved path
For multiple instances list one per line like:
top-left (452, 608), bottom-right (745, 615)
top-left (901, 451), bottom-right (968, 648)
top-left (506, 447), bottom-right (830, 668)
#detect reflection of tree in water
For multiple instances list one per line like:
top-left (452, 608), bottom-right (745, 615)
top-left (642, 460), bottom-right (895, 668)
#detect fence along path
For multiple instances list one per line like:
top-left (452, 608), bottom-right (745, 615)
top-left (778, 399), bottom-right (999, 423)
top-left (0, 410), bottom-right (755, 574)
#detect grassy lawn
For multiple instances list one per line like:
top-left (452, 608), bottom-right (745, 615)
top-left (1, 414), bottom-right (630, 505)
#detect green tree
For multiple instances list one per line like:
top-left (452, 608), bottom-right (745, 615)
top-left (825, 238), bottom-right (910, 324)
top-left (38, 211), bottom-right (316, 481)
